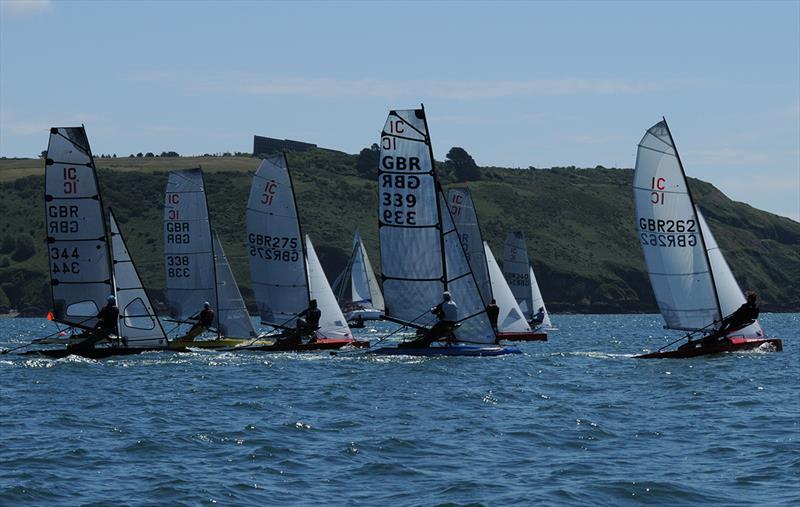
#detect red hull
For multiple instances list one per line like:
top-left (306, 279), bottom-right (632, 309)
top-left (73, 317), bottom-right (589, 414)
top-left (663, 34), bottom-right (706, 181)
top-left (635, 337), bottom-right (782, 359)
top-left (498, 331), bottom-right (548, 342)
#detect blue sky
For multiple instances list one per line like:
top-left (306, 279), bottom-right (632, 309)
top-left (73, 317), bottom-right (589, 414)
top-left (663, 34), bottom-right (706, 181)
top-left (1, 0), bottom-right (798, 220)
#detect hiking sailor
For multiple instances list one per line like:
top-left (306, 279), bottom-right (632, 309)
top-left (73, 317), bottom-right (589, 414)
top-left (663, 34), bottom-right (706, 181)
top-left (530, 306), bottom-right (545, 327)
top-left (401, 291), bottom-right (458, 348)
top-left (185, 302), bottom-right (215, 340)
top-left (486, 299), bottom-right (500, 333)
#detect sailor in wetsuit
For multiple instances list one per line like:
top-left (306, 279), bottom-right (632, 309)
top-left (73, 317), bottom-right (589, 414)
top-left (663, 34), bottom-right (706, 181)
top-left (486, 299), bottom-right (500, 333)
top-left (530, 306), bottom-right (545, 328)
top-left (279, 299), bottom-right (322, 347)
top-left (94, 295), bottom-right (119, 337)
top-left (401, 291), bottom-right (458, 348)
top-left (185, 302), bottom-right (215, 341)
top-left (707, 292), bottom-right (760, 343)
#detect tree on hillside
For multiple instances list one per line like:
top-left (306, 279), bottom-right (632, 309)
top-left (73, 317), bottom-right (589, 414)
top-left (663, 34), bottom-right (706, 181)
top-left (145, 152), bottom-right (155, 158)
top-left (356, 143), bottom-right (380, 179)
top-left (11, 236), bottom-right (35, 262)
top-left (39, 150), bottom-right (47, 159)
top-left (136, 152), bottom-right (143, 158)
top-left (446, 147), bottom-right (481, 182)
top-left (160, 151), bottom-right (180, 157)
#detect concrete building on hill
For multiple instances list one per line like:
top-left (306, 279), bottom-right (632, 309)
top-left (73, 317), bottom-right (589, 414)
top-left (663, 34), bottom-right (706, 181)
top-left (253, 135), bottom-right (345, 156)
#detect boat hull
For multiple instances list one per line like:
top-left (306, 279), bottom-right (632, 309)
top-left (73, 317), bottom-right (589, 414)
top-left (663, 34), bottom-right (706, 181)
top-left (168, 337), bottom-right (271, 350)
top-left (369, 345), bottom-right (522, 357)
top-left (498, 331), bottom-right (548, 342)
top-left (635, 337), bottom-right (783, 359)
top-left (238, 338), bottom-right (370, 352)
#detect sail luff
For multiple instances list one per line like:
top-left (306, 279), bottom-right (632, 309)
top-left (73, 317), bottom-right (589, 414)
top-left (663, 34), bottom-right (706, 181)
top-left (200, 169), bottom-right (222, 340)
top-left (212, 230), bottom-right (256, 339)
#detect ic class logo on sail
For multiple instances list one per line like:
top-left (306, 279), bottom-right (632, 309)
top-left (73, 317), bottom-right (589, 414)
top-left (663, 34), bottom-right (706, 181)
top-left (380, 119), bottom-right (422, 226)
top-left (165, 192), bottom-right (190, 244)
top-left (261, 179), bottom-right (278, 206)
top-left (650, 177), bottom-right (666, 205)
top-left (450, 192), bottom-right (464, 217)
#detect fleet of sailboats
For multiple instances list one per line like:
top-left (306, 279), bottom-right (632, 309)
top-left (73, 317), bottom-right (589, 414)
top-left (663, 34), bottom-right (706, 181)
top-left (10, 113), bottom-right (783, 361)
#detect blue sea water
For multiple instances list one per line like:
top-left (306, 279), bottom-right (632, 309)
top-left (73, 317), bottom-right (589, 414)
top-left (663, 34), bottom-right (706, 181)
top-left (0, 314), bottom-right (797, 506)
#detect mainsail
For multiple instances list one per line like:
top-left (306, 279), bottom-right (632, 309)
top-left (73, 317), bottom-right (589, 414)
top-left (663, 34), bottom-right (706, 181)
top-left (44, 127), bottom-right (112, 327)
top-left (696, 208), bottom-right (763, 338)
top-left (502, 231), bottom-right (551, 327)
top-left (109, 210), bottom-right (168, 348)
top-left (447, 188), bottom-right (492, 305)
top-left (163, 169), bottom-right (218, 326)
top-left (633, 120), bottom-right (721, 332)
top-left (378, 108), bottom-right (495, 344)
top-left (332, 229), bottom-right (385, 311)
top-left (305, 235), bottom-right (353, 339)
top-left (484, 242), bottom-right (532, 333)
top-left (212, 231), bottom-right (256, 339)
top-left (246, 155), bottom-right (309, 327)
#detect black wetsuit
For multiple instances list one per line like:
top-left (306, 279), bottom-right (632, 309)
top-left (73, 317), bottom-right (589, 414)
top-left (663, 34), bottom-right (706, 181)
top-left (486, 303), bottom-right (499, 331)
top-left (719, 301), bottom-right (759, 335)
top-left (94, 304), bottom-right (119, 334)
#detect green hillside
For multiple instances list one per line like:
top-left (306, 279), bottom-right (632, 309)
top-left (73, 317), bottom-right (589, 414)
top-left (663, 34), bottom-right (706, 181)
top-left (1, 151), bottom-right (798, 314)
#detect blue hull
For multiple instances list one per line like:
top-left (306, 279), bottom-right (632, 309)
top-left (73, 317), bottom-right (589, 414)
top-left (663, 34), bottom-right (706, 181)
top-left (369, 345), bottom-right (522, 357)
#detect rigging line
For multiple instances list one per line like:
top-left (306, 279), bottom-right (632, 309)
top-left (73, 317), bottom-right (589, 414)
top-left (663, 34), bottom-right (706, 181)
top-left (387, 111), bottom-right (427, 138)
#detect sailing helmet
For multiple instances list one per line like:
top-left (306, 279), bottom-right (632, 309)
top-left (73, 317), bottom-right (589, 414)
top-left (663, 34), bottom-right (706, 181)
top-left (746, 292), bottom-right (757, 302)
top-left (442, 291), bottom-right (452, 301)
top-left (107, 295), bottom-right (116, 304)
top-left (309, 299), bottom-right (318, 307)
top-left (203, 301), bottom-right (211, 309)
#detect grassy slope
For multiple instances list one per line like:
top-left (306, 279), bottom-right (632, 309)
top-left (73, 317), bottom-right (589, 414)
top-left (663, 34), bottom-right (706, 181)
top-left (0, 152), bottom-right (797, 313)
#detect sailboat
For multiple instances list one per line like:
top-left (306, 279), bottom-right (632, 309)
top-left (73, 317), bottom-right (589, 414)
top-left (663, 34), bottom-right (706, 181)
top-left (332, 229), bottom-right (385, 323)
top-left (163, 168), bottom-right (259, 349)
top-left (243, 154), bottom-right (367, 351)
top-left (33, 127), bottom-right (170, 358)
top-left (446, 188), bottom-right (540, 341)
top-left (371, 107), bottom-right (520, 356)
top-left (633, 119), bottom-right (782, 358)
top-left (502, 231), bottom-right (552, 340)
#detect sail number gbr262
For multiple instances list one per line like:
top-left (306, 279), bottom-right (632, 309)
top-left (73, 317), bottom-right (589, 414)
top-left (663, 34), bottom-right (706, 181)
top-left (639, 218), bottom-right (697, 248)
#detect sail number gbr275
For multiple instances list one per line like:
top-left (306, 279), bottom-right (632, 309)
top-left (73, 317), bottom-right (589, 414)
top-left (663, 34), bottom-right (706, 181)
top-left (639, 218), bottom-right (697, 247)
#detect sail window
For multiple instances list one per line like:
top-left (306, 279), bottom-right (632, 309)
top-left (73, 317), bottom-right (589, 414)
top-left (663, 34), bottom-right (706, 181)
top-left (66, 300), bottom-right (99, 317)
top-left (123, 298), bottom-right (155, 330)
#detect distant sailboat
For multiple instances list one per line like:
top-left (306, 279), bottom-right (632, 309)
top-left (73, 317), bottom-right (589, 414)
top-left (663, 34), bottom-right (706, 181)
top-left (447, 188), bottom-right (540, 341)
top-left (502, 231), bottom-right (552, 339)
top-left (632, 119), bottom-right (781, 358)
top-left (332, 229), bottom-right (385, 322)
top-left (372, 107), bottom-right (520, 356)
top-left (34, 127), bottom-right (169, 358)
top-left (164, 168), bottom-right (257, 349)
top-left (244, 154), bottom-right (367, 351)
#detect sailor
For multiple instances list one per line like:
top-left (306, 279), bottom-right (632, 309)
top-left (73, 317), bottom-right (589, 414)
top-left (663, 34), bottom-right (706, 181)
top-left (186, 302), bottom-right (215, 340)
top-left (401, 291), bottom-right (458, 348)
top-left (278, 299), bottom-right (322, 348)
top-left (485, 299), bottom-right (500, 332)
top-left (94, 295), bottom-right (119, 337)
top-left (530, 306), bottom-right (545, 327)
top-left (719, 292), bottom-right (760, 336)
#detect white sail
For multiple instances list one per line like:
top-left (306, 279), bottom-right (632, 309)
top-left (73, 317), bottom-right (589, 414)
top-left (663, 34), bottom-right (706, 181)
top-left (484, 242), bottom-right (532, 333)
top-left (109, 210), bottom-right (167, 348)
top-left (163, 169), bottom-right (217, 325)
top-left (502, 232), bottom-right (533, 319)
top-left (44, 127), bottom-right (113, 327)
top-left (378, 107), bottom-right (495, 344)
top-left (305, 235), bottom-right (352, 339)
top-left (212, 231), bottom-right (257, 339)
top-left (696, 208), bottom-right (763, 338)
top-left (334, 229), bottom-right (385, 312)
top-left (448, 188), bottom-right (492, 305)
top-left (633, 120), bottom-right (720, 332)
top-left (528, 266), bottom-right (553, 329)
top-left (246, 155), bottom-right (308, 327)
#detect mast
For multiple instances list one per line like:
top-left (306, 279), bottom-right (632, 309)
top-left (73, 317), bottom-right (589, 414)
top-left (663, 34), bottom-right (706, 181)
top-left (286, 152), bottom-right (311, 304)
top-left (661, 118), bottom-right (723, 324)
top-left (199, 168), bottom-right (221, 339)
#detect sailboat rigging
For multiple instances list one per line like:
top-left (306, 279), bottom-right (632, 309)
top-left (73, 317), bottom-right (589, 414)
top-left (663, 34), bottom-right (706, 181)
top-left (632, 119), bottom-right (781, 358)
top-left (331, 229), bottom-right (385, 323)
top-left (502, 231), bottom-right (552, 339)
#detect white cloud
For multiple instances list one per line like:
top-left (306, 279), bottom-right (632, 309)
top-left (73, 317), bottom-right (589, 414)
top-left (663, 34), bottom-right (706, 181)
top-left (0, 0), bottom-right (52, 18)
top-left (128, 72), bottom-right (707, 100)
